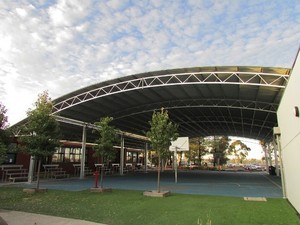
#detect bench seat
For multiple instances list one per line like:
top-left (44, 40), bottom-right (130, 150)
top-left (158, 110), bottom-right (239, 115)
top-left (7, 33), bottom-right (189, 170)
top-left (9, 176), bottom-right (28, 182)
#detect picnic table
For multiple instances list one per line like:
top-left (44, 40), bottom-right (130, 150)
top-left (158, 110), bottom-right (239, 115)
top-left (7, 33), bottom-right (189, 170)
top-left (1, 165), bottom-right (26, 182)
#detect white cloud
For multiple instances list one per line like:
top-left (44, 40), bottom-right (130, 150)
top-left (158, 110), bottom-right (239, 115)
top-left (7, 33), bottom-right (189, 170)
top-left (0, 0), bottom-right (299, 125)
top-left (48, 0), bottom-right (92, 27)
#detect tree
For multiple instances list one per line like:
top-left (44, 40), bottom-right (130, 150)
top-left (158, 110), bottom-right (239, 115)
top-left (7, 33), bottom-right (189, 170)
top-left (146, 108), bottom-right (178, 193)
top-left (0, 102), bottom-right (9, 164)
top-left (207, 136), bottom-right (230, 167)
top-left (93, 117), bottom-right (118, 189)
top-left (187, 137), bottom-right (208, 165)
top-left (228, 140), bottom-right (251, 164)
top-left (20, 91), bottom-right (61, 190)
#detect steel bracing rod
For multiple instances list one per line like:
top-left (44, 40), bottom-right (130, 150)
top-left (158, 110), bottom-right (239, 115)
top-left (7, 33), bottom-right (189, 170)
top-left (112, 101), bottom-right (278, 121)
top-left (256, 112), bottom-right (272, 140)
top-left (52, 72), bottom-right (289, 113)
top-left (179, 118), bottom-right (274, 130)
top-left (112, 98), bottom-right (278, 118)
top-left (184, 115), bottom-right (274, 125)
top-left (54, 115), bottom-right (149, 141)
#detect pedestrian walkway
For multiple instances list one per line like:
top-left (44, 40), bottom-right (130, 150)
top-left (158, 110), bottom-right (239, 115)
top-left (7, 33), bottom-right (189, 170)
top-left (0, 210), bottom-right (105, 225)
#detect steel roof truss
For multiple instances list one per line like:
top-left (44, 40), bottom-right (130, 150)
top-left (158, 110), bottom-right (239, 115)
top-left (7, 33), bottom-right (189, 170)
top-left (53, 71), bottom-right (288, 113)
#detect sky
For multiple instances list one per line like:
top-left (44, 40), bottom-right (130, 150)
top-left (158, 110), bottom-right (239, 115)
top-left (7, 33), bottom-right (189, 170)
top-left (1, 0), bottom-right (300, 130)
top-left (230, 137), bottom-right (264, 160)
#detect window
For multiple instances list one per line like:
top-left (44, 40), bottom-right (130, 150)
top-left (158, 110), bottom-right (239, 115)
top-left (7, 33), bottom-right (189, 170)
top-left (132, 152), bottom-right (137, 163)
top-left (126, 151), bottom-right (138, 163)
top-left (126, 152), bottom-right (132, 162)
top-left (52, 147), bottom-right (65, 163)
top-left (3, 153), bottom-right (16, 164)
top-left (52, 147), bottom-right (87, 163)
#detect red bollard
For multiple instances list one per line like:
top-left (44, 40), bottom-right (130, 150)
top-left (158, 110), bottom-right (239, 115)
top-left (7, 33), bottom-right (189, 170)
top-left (93, 171), bottom-right (100, 188)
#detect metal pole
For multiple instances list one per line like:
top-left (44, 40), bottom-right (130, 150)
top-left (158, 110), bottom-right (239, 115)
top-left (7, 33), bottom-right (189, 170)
top-left (174, 147), bottom-right (178, 183)
top-left (263, 145), bottom-right (269, 172)
top-left (144, 143), bottom-right (148, 173)
top-left (267, 143), bottom-right (272, 166)
top-left (273, 139), bottom-right (279, 177)
top-left (120, 134), bottom-right (124, 175)
top-left (276, 134), bottom-right (287, 198)
top-left (80, 125), bottom-right (86, 179)
top-left (28, 156), bottom-right (35, 183)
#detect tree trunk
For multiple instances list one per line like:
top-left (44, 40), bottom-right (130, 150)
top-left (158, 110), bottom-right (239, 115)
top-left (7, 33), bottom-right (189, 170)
top-left (157, 154), bottom-right (161, 193)
top-left (198, 140), bottom-right (202, 166)
top-left (36, 158), bottom-right (41, 190)
top-left (100, 166), bottom-right (104, 189)
top-left (100, 156), bottom-right (104, 189)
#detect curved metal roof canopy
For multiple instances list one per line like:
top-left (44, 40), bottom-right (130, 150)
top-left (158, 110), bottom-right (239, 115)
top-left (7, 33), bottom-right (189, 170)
top-left (52, 66), bottom-right (290, 144)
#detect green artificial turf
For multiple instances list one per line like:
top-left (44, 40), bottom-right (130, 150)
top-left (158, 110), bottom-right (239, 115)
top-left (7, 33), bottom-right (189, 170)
top-left (0, 187), bottom-right (299, 225)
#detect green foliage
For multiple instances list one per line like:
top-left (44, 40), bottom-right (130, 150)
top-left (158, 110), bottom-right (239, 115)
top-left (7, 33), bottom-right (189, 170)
top-left (0, 102), bottom-right (8, 130)
top-left (228, 140), bottom-right (251, 164)
top-left (207, 136), bottom-right (230, 166)
top-left (93, 117), bottom-right (118, 162)
top-left (146, 108), bottom-right (179, 159)
top-left (0, 102), bottom-right (9, 164)
top-left (20, 91), bottom-right (61, 158)
top-left (0, 142), bottom-right (7, 164)
top-left (187, 137), bottom-right (209, 165)
top-left (146, 108), bottom-right (178, 192)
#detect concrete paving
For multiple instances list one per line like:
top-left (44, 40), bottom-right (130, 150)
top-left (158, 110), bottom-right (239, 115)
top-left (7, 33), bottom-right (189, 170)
top-left (0, 209), bottom-right (105, 225)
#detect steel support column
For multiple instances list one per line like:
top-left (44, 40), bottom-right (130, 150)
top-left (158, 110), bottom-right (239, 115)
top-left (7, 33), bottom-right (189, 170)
top-left (80, 125), bottom-right (87, 179)
top-left (28, 156), bottom-right (35, 183)
top-left (274, 139), bottom-right (279, 177)
top-left (263, 145), bottom-right (269, 172)
top-left (120, 135), bottom-right (124, 175)
top-left (144, 143), bottom-right (148, 173)
top-left (276, 133), bottom-right (287, 198)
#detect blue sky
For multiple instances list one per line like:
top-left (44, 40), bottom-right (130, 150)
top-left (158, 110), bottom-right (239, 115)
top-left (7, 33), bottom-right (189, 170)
top-left (1, 0), bottom-right (300, 127)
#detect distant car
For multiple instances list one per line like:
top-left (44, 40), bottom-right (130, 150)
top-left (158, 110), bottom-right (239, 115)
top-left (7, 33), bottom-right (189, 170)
top-left (189, 164), bottom-right (199, 169)
top-left (250, 164), bottom-right (262, 170)
top-left (244, 164), bottom-right (263, 170)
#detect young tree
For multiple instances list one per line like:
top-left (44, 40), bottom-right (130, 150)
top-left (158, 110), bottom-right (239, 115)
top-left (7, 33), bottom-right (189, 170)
top-left (20, 91), bottom-right (61, 190)
top-left (146, 108), bottom-right (178, 193)
top-left (228, 140), bottom-right (251, 164)
top-left (0, 102), bottom-right (9, 164)
top-left (93, 117), bottom-right (118, 189)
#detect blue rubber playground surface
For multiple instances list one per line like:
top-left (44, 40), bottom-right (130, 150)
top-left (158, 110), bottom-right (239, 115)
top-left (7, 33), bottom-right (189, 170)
top-left (4, 170), bottom-right (283, 198)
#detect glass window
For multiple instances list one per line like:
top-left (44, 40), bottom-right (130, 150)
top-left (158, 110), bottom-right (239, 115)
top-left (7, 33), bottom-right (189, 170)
top-left (4, 153), bottom-right (16, 164)
top-left (126, 152), bottom-right (132, 162)
top-left (52, 147), bottom-right (64, 163)
top-left (52, 147), bottom-right (87, 163)
top-left (132, 152), bottom-right (137, 163)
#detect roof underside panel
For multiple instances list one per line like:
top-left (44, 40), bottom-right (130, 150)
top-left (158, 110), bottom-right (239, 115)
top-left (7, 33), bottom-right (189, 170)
top-left (25, 66), bottom-right (289, 147)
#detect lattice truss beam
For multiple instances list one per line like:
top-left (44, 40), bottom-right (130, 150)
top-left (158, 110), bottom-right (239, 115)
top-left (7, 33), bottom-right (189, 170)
top-left (53, 71), bottom-right (288, 113)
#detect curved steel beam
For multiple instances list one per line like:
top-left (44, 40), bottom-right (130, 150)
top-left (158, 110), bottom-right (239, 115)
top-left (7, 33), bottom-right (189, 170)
top-left (53, 71), bottom-right (288, 113)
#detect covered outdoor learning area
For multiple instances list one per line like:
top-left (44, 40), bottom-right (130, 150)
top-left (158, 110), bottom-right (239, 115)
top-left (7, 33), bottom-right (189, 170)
top-left (10, 62), bottom-right (299, 211)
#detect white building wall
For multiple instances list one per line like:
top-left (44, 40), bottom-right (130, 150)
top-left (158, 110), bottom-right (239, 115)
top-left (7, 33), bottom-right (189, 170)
top-left (277, 49), bottom-right (300, 213)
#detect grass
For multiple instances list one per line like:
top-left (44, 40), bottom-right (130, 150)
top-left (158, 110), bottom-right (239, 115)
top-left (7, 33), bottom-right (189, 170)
top-left (0, 187), bottom-right (299, 225)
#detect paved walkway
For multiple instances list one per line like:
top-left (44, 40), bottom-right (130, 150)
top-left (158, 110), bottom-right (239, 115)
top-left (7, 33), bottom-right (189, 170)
top-left (0, 209), bottom-right (105, 225)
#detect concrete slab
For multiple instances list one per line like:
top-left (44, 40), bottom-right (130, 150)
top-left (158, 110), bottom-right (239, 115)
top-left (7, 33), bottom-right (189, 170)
top-left (0, 210), bottom-right (105, 225)
top-left (244, 197), bottom-right (267, 202)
